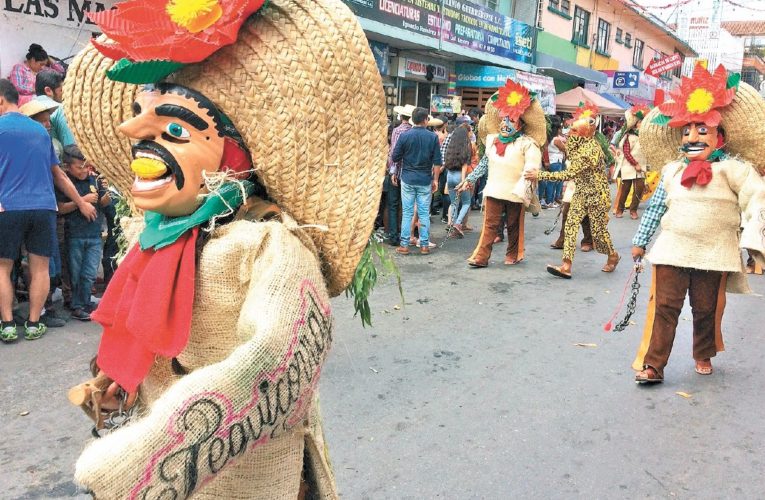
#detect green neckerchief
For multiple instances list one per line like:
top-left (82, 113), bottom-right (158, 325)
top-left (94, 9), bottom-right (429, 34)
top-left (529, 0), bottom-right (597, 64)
top-left (139, 180), bottom-right (255, 251)
top-left (682, 148), bottom-right (726, 165)
top-left (630, 129), bottom-right (639, 137)
top-left (497, 130), bottom-right (522, 144)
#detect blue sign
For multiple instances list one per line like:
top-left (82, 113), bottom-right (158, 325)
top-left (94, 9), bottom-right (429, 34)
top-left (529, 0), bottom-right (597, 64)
top-left (455, 63), bottom-right (517, 88)
top-left (343, 0), bottom-right (534, 65)
top-left (613, 71), bottom-right (640, 89)
top-left (368, 40), bottom-right (389, 76)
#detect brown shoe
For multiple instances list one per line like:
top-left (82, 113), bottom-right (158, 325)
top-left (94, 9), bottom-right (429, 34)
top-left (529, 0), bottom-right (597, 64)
top-left (601, 252), bottom-right (620, 272)
top-left (504, 258), bottom-right (523, 265)
top-left (395, 246), bottom-right (410, 255)
top-left (580, 243), bottom-right (593, 252)
top-left (635, 366), bottom-right (663, 384)
top-left (630, 211), bottom-right (639, 220)
top-left (420, 245), bottom-right (431, 255)
top-left (467, 259), bottom-right (488, 268)
top-left (614, 211), bottom-right (624, 218)
top-left (550, 241), bottom-right (564, 249)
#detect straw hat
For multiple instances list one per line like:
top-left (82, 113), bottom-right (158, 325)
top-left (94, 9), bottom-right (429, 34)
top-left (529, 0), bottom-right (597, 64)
top-left (19, 98), bottom-right (59, 117)
top-left (481, 91), bottom-right (547, 147)
top-left (427, 117), bottom-right (444, 128)
top-left (62, 0), bottom-right (387, 297)
top-left (640, 81), bottom-right (765, 174)
top-left (393, 104), bottom-right (416, 117)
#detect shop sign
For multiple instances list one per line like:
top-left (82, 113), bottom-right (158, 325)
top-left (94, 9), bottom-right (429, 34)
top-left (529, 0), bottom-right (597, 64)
top-left (342, 0), bottom-right (534, 65)
top-left (455, 63), bottom-right (516, 88)
top-left (431, 94), bottom-right (462, 114)
top-left (369, 40), bottom-right (390, 75)
top-left (644, 54), bottom-right (682, 78)
top-left (405, 59), bottom-right (447, 80)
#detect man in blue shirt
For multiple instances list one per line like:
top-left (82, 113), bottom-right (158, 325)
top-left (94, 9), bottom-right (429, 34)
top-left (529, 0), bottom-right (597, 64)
top-left (0, 79), bottom-right (96, 342)
top-left (391, 107), bottom-right (442, 254)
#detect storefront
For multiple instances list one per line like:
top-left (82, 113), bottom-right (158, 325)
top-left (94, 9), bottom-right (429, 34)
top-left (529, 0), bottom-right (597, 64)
top-left (342, 0), bottom-right (536, 115)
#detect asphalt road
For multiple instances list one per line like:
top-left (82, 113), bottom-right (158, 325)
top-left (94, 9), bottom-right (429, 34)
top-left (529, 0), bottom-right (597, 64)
top-left (2, 205), bottom-right (764, 499)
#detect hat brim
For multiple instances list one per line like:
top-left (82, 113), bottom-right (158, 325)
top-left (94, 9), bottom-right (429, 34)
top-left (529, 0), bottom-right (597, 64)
top-left (640, 81), bottom-right (765, 174)
top-left (63, 0), bottom-right (388, 297)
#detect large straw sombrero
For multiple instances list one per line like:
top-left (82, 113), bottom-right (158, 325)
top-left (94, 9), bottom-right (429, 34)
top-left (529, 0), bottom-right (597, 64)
top-left (63, 0), bottom-right (387, 297)
top-left (639, 81), bottom-right (765, 174)
top-left (479, 91), bottom-right (547, 147)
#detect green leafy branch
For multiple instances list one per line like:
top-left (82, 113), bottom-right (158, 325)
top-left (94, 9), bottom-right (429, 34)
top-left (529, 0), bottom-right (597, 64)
top-left (345, 233), bottom-right (404, 328)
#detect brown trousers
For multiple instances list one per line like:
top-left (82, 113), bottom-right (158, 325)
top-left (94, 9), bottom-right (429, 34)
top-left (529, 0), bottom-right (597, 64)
top-left (470, 197), bottom-right (524, 265)
top-left (616, 177), bottom-right (645, 212)
top-left (642, 265), bottom-right (726, 376)
top-left (553, 201), bottom-right (592, 248)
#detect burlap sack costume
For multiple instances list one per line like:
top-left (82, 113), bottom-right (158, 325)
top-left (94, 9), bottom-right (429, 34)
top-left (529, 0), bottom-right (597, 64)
top-left (62, 1), bottom-right (387, 498)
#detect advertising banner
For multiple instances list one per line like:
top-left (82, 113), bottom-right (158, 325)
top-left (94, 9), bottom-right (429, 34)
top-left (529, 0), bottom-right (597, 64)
top-left (455, 63), bottom-right (517, 88)
top-left (343, 0), bottom-right (534, 65)
top-left (368, 40), bottom-right (390, 75)
top-left (515, 71), bottom-right (556, 115)
top-left (644, 53), bottom-right (682, 78)
top-left (431, 94), bottom-right (462, 114)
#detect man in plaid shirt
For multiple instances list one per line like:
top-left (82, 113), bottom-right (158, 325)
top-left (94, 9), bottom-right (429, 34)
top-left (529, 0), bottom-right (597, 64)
top-left (385, 105), bottom-right (413, 245)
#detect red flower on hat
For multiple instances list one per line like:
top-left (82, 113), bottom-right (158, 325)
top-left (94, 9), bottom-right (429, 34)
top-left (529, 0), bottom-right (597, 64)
top-left (657, 64), bottom-right (735, 127)
top-left (89, 0), bottom-right (267, 64)
top-left (630, 104), bottom-right (650, 120)
top-left (572, 101), bottom-right (599, 122)
top-left (494, 79), bottom-right (532, 121)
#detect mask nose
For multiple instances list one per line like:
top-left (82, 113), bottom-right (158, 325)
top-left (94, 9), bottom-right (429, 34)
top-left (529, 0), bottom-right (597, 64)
top-left (118, 114), bottom-right (156, 142)
top-left (687, 125), bottom-right (700, 143)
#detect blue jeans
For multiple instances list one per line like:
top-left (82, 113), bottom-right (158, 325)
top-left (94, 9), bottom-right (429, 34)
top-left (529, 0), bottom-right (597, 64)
top-left (400, 181), bottom-right (432, 247)
top-left (446, 170), bottom-right (471, 225)
top-left (544, 162), bottom-right (564, 204)
top-left (68, 237), bottom-right (102, 310)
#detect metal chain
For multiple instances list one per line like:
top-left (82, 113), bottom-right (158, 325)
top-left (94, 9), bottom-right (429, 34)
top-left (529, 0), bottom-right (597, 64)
top-left (91, 390), bottom-right (134, 439)
top-left (544, 207), bottom-right (562, 235)
top-left (613, 259), bottom-right (644, 333)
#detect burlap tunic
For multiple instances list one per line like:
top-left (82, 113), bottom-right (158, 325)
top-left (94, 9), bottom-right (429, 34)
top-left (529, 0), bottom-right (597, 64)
top-left (75, 212), bottom-right (338, 499)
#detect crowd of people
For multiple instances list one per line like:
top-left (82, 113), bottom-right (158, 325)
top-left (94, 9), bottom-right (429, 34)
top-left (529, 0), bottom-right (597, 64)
top-left (1, 43), bottom-right (121, 343)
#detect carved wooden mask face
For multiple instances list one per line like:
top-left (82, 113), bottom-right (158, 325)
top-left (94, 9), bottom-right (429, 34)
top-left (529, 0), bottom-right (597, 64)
top-left (119, 85), bottom-right (226, 217)
top-left (681, 122), bottom-right (719, 162)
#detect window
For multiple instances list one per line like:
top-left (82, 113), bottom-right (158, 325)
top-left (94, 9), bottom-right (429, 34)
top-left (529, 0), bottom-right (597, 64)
top-left (616, 28), bottom-right (623, 43)
top-left (572, 7), bottom-right (590, 47)
top-left (474, 0), bottom-right (499, 10)
top-left (672, 51), bottom-right (683, 78)
top-left (548, 0), bottom-right (571, 17)
top-left (633, 39), bottom-right (645, 69)
top-left (596, 19), bottom-right (611, 54)
top-left (624, 32), bottom-right (632, 47)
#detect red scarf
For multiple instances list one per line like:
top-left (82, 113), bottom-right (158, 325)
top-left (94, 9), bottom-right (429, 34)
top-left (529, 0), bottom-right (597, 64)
top-left (680, 160), bottom-right (714, 188)
top-left (494, 136), bottom-right (510, 156)
top-left (91, 228), bottom-right (198, 393)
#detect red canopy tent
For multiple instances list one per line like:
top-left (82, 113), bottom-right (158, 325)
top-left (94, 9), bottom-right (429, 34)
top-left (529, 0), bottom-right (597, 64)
top-left (555, 87), bottom-right (627, 117)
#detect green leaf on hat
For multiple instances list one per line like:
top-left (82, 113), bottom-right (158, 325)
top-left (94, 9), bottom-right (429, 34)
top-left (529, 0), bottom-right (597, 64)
top-left (651, 113), bottom-right (671, 126)
top-left (726, 73), bottom-right (741, 90)
top-left (490, 94), bottom-right (499, 102)
top-left (106, 58), bottom-right (186, 84)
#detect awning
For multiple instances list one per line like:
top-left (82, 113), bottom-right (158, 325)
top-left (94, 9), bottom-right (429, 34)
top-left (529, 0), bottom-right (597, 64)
top-left (599, 92), bottom-right (631, 109)
top-left (535, 53), bottom-right (608, 86)
top-left (555, 87), bottom-right (627, 116)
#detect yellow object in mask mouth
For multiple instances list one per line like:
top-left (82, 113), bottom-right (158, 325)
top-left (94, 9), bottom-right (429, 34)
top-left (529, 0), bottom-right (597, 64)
top-left (131, 157), bottom-right (169, 180)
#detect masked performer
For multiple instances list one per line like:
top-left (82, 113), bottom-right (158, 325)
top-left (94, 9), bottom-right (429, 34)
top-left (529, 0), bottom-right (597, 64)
top-left (62, 1), bottom-right (386, 497)
top-left (631, 65), bottom-right (765, 384)
top-left (613, 105), bottom-right (650, 219)
top-left (526, 103), bottom-right (620, 278)
top-left (456, 79), bottom-right (545, 267)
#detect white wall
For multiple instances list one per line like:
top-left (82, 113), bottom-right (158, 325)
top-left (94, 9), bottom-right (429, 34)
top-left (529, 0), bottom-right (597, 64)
top-left (0, 0), bottom-right (118, 78)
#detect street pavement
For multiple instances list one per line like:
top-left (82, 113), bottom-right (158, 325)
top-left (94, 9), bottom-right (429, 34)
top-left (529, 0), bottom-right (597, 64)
top-left (2, 204), bottom-right (765, 499)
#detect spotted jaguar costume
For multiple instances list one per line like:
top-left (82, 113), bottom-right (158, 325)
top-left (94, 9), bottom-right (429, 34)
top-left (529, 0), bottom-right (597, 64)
top-left (539, 135), bottom-right (615, 262)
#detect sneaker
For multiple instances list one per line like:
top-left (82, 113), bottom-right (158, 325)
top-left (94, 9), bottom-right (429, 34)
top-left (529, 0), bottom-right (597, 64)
top-left (540, 201), bottom-right (549, 209)
top-left (40, 311), bottom-right (66, 328)
top-left (440, 217), bottom-right (448, 224)
top-left (549, 202), bottom-right (560, 209)
top-left (23, 322), bottom-right (47, 340)
top-left (85, 302), bottom-right (99, 313)
top-left (71, 309), bottom-right (92, 322)
top-left (1, 323), bottom-right (18, 343)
